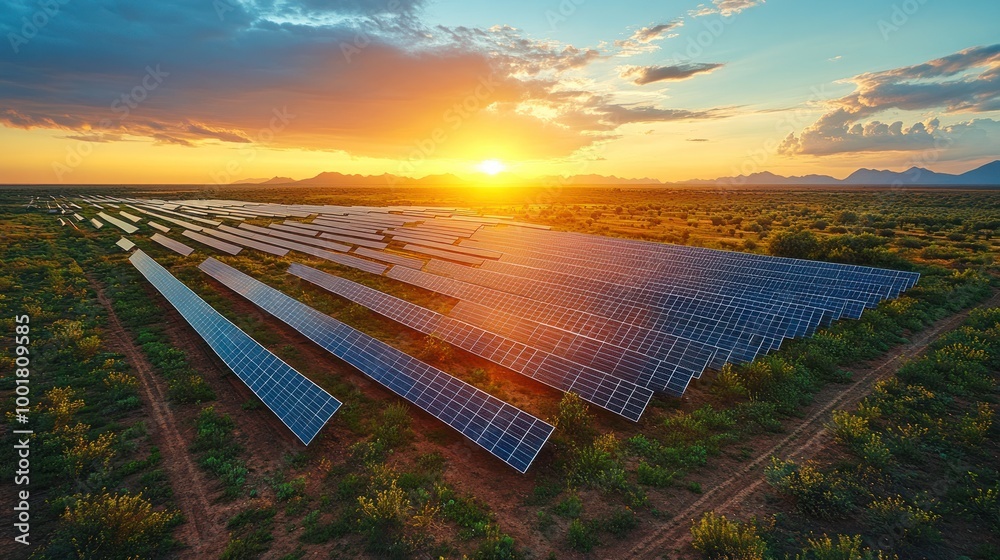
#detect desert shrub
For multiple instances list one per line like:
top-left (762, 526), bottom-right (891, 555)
top-left (601, 507), bottom-right (638, 538)
top-left (690, 512), bottom-right (766, 560)
top-left (372, 402), bottom-right (413, 449)
top-left (863, 495), bottom-right (940, 545)
top-left (768, 230), bottom-right (820, 259)
top-left (417, 333), bottom-right (453, 363)
top-left (191, 407), bottom-right (247, 499)
top-left (765, 458), bottom-right (855, 519)
top-left (553, 493), bottom-right (583, 518)
top-left (554, 392), bottom-right (595, 445)
top-left (567, 518), bottom-right (599, 552)
top-left (568, 433), bottom-right (628, 491)
top-left (636, 461), bottom-right (676, 487)
top-left (48, 490), bottom-right (180, 560)
top-left (797, 534), bottom-right (879, 560)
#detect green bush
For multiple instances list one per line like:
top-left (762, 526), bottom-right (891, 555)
top-left (48, 490), bottom-right (180, 560)
top-left (567, 518), bottom-right (599, 552)
top-left (864, 495), bottom-right (940, 545)
top-left (797, 534), bottom-right (879, 560)
top-left (554, 392), bottom-right (595, 445)
top-left (636, 461), bottom-right (676, 487)
top-left (190, 407), bottom-right (247, 499)
top-left (765, 458), bottom-right (855, 519)
top-left (690, 512), bottom-right (766, 560)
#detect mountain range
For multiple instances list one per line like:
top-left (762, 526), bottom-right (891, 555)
top-left (231, 160), bottom-right (1000, 187)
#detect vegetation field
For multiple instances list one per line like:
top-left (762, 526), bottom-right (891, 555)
top-left (1, 184), bottom-right (997, 559)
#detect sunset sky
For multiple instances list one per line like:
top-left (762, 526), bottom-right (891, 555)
top-left (1, 0), bottom-right (998, 184)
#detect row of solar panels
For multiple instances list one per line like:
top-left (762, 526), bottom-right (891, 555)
top-left (123, 247), bottom-right (552, 472)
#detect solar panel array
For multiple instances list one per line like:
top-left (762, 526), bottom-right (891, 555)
top-left (129, 250), bottom-right (340, 445)
top-left (79, 195), bottom-right (919, 435)
top-left (198, 258), bottom-right (554, 473)
top-left (288, 263), bottom-right (653, 420)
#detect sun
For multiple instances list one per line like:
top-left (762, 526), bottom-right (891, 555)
top-left (477, 159), bottom-right (507, 176)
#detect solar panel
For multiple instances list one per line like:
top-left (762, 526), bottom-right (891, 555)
top-left (97, 212), bottom-right (140, 234)
top-left (352, 247), bottom-right (425, 269)
top-left (200, 228), bottom-right (289, 256)
top-left (138, 209), bottom-right (204, 231)
top-left (148, 220), bottom-right (170, 233)
top-left (390, 235), bottom-right (501, 259)
top-left (198, 258), bottom-right (553, 472)
top-left (269, 223), bottom-right (320, 236)
top-left (318, 232), bottom-right (388, 250)
top-left (151, 233), bottom-right (195, 256)
top-left (90, 218), bottom-right (103, 229)
top-left (308, 221), bottom-right (389, 242)
top-left (182, 230), bottom-right (242, 255)
top-left (384, 228), bottom-right (463, 244)
top-left (237, 223), bottom-right (352, 252)
top-left (401, 245), bottom-right (486, 266)
top-left (224, 225), bottom-right (350, 261)
top-left (120, 211), bottom-right (142, 223)
top-left (288, 263), bottom-right (656, 418)
top-left (116, 237), bottom-right (136, 252)
top-left (286, 220), bottom-right (381, 235)
top-left (129, 250), bottom-right (340, 444)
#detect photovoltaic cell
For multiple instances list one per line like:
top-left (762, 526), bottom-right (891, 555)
top-left (198, 258), bottom-right (553, 472)
top-left (129, 250), bottom-right (340, 444)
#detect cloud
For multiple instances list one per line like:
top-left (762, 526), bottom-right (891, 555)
top-left (0, 0), bottom-right (730, 162)
top-left (780, 44), bottom-right (1000, 156)
top-left (614, 22), bottom-right (682, 55)
top-left (687, 138), bottom-right (710, 142)
top-left (690, 0), bottom-right (765, 17)
top-left (620, 62), bottom-right (724, 85)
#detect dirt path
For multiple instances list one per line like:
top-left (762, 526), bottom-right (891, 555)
top-left (626, 290), bottom-right (1000, 559)
top-left (85, 274), bottom-right (224, 557)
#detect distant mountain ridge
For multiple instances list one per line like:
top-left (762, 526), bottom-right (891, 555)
top-left (681, 160), bottom-right (1000, 186)
top-left (230, 160), bottom-right (1000, 187)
